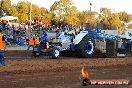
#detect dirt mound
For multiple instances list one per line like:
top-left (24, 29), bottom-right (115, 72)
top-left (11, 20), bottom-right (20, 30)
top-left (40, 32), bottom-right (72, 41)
top-left (0, 57), bottom-right (132, 74)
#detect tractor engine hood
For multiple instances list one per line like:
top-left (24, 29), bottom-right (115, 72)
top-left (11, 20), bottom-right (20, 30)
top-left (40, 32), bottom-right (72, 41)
top-left (58, 32), bottom-right (72, 43)
top-left (74, 31), bottom-right (88, 44)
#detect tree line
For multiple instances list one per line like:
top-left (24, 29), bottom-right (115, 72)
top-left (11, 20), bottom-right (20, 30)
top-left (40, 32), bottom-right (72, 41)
top-left (0, 0), bottom-right (132, 31)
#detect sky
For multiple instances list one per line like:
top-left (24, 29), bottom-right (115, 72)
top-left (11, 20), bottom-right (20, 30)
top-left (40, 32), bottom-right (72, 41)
top-left (11, 0), bottom-right (132, 14)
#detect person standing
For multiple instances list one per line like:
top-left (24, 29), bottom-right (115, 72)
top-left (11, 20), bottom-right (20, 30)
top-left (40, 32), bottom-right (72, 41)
top-left (27, 34), bottom-right (35, 50)
top-left (34, 35), bottom-right (41, 51)
top-left (0, 30), bottom-right (6, 66)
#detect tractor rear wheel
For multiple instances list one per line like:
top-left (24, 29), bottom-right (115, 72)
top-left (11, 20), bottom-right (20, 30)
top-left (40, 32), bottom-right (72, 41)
top-left (77, 36), bottom-right (95, 58)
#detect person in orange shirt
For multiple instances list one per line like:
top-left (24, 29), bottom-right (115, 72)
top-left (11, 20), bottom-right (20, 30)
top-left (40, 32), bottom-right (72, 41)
top-left (0, 29), bottom-right (6, 66)
top-left (34, 35), bottom-right (40, 45)
top-left (34, 34), bottom-right (41, 51)
top-left (27, 34), bottom-right (35, 50)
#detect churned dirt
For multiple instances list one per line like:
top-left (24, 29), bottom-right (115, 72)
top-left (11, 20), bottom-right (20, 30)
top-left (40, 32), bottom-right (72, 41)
top-left (0, 57), bottom-right (132, 88)
top-left (0, 57), bottom-right (132, 74)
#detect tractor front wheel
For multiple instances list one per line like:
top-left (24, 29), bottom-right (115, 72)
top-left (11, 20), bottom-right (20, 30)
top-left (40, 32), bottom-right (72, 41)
top-left (51, 48), bottom-right (60, 59)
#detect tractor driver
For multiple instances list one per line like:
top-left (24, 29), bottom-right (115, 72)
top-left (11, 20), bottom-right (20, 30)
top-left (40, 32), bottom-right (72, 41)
top-left (40, 30), bottom-right (47, 44)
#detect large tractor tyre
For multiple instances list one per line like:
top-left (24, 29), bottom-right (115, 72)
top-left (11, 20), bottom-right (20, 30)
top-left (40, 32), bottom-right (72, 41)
top-left (51, 48), bottom-right (60, 59)
top-left (77, 36), bottom-right (95, 58)
top-left (33, 51), bottom-right (40, 57)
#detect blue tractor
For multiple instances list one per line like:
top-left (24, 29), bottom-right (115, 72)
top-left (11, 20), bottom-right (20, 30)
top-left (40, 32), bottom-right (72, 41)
top-left (57, 22), bottom-right (132, 57)
top-left (33, 23), bottom-right (132, 58)
top-left (55, 22), bottom-right (117, 57)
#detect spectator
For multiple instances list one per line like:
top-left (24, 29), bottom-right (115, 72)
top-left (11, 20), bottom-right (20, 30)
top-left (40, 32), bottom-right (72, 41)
top-left (19, 37), bottom-right (25, 46)
top-left (15, 37), bottom-right (19, 45)
top-left (34, 35), bottom-right (40, 45)
top-left (27, 34), bottom-right (35, 50)
top-left (0, 29), bottom-right (6, 66)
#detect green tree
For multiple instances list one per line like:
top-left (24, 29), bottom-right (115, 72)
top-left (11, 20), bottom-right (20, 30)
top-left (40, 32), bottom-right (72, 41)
top-left (17, 2), bottom-right (29, 14)
top-left (50, 0), bottom-right (79, 25)
top-left (79, 11), bottom-right (98, 27)
top-left (40, 7), bottom-right (48, 16)
top-left (111, 13), bottom-right (124, 32)
top-left (100, 15), bottom-right (111, 29)
top-left (16, 2), bottom-right (29, 23)
top-left (64, 6), bottom-right (79, 25)
top-left (100, 8), bottom-right (112, 29)
top-left (119, 12), bottom-right (132, 23)
top-left (10, 5), bottom-right (19, 17)
top-left (42, 13), bottom-right (52, 24)
top-left (100, 8), bottom-right (124, 32)
top-left (40, 7), bottom-right (51, 24)
top-left (31, 4), bottom-right (41, 20)
top-left (0, 7), bottom-right (4, 17)
top-left (1, 0), bottom-right (11, 15)
top-left (18, 13), bottom-right (28, 23)
top-left (100, 8), bottom-right (111, 16)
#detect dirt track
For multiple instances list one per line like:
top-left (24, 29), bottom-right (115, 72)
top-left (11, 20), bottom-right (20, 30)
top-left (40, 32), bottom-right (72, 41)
top-left (0, 57), bottom-right (132, 74)
top-left (0, 65), bottom-right (132, 88)
top-left (0, 57), bottom-right (132, 88)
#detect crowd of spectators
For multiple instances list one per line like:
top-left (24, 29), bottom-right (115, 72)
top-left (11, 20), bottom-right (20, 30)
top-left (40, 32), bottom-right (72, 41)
top-left (0, 22), bottom-right (29, 46)
top-left (0, 21), bottom-right (82, 47)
